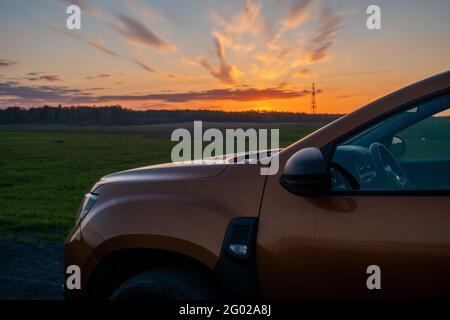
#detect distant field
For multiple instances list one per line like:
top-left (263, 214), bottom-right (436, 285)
top-left (399, 121), bottom-right (450, 159)
top-left (0, 123), bottom-right (322, 241)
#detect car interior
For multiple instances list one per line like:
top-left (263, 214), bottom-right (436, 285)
top-left (330, 92), bottom-right (450, 191)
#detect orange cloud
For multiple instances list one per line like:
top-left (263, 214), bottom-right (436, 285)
top-left (211, 0), bottom-right (268, 36)
top-left (199, 35), bottom-right (236, 85)
top-left (210, 0), bottom-right (269, 54)
top-left (269, 0), bottom-right (313, 48)
top-left (284, 0), bottom-right (313, 29)
top-left (257, 46), bottom-right (293, 65)
top-left (293, 68), bottom-right (311, 78)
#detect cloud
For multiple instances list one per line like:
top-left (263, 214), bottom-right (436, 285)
top-left (204, 0), bottom-right (339, 85)
top-left (257, 46), bottom-right (293, 64)
top-left (0, 59), bottom-right (17, 67)
top-left (45, 20), bottom-right (123, 59)
top-left (26, 73), bottom-right (63, 82)
top-left (84, 87), bottom-right (108, 91)
top-left (211, 0), bottom-right (269, 38)
top-left (294, 68), bottom-right (310, 78)
top-left (85, 74), bottom-right (111, 80)
top-left (0, 82), bottom-right (316, 106)
top-left (199, 35), bottom-right (236, 85)
top-left (95, 87), bottom-right (314, 103)
top-left (164, 73), bottom-right (193, 81)
top-left (121, 0), bottom-right (154, 20)
top-left (265, 1), bottom-right (343, 66)
top-left (113, 13), bottom-right (175, 52)
top-left (210, 0), bottom-right (270, 54)
top-left (87, 37), bottom-right (123, 58)
top-left (134, 60), bottom-right (193, 81)
top-left (45, 19), bottom-right (187, 81)
top-left (181, 56), bottom-right (199, 67)
top-left (307, 2), bottom-right (343, 62)
top-left (46, 2), bottom-right (195, 81)
top-left (212, 31), bottom-right (256, 53)
top-left (269, 0), bottom-right (313, 47)
top-left (0, 81), bottom-right (93, 105)
top-left (133, 60), bottom-right (158, 74)
top-left (54, 1), bottom-right (174, 52)
top-left (284, 0), bottom-right (313, 29)
top-left (45, 20), bottom-right (173, 78)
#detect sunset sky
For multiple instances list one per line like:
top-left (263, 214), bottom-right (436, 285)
top-left (0, 0), bottom-right (449, 113)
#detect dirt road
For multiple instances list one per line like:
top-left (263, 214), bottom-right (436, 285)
top-left (0, 237), bottom-right (63, 300)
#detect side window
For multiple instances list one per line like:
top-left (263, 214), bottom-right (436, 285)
top-left (396, 109), bottom-right (450, 161)
top-left (329, 93), bottom-right (450, 192)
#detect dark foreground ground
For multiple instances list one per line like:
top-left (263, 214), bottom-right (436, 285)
top-left (0, 237), bottom-right (63, 300)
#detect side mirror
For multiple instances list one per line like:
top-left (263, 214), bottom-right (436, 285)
top-left (280, 147), bottom-right (328, 196)
top-left (390, 136), bottom-right (405, 158)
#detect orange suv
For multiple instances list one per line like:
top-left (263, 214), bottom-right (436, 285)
top-left (65, 71), bottom-right (450, 300)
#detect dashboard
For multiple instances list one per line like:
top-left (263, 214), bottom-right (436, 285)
top-left (330, 145), bottom-right (380, 190)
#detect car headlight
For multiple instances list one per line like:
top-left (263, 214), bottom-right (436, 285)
top-left (76, 193), bottom-right (99, 225)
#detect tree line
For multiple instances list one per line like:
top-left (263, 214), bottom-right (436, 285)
top-left (0, 105), bottom-right (342, 126)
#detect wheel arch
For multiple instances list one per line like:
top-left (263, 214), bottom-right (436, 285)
top-left (87, 243), bottom-right (225, 300)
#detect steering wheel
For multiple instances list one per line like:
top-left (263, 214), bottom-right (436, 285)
top-left (369, 142), bottom-right (411, 189)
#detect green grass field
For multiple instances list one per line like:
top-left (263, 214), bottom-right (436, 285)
top-left (399, 121), bottom-right (450, 159)
top-left (0, 123), bottom-right (321, 241)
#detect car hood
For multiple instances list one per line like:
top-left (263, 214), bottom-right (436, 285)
top-left (91, 149), bottom-right (281, 192)
top-left (96, 159), bottom-right (227, 185)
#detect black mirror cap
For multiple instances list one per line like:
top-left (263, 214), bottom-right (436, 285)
top-left (280, 147), bottom-right (329, 196)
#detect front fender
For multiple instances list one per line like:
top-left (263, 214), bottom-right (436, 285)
top-left (81, 193), bottom-right (229, 268)
top-left (80, 164), bottom-right (266, 270)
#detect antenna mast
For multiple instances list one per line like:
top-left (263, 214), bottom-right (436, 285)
top-left (311, 82), bottom-right (317, 114)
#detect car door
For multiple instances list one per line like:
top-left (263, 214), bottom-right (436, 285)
top-left (314, 93), bottom-right (450, 299)
top-left (257, 91), bottom-right (450, 299)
